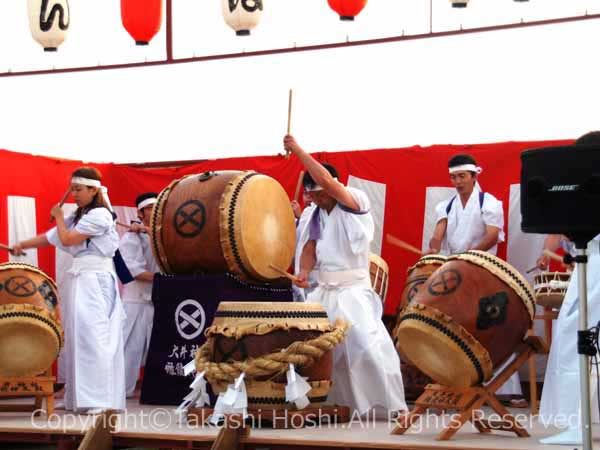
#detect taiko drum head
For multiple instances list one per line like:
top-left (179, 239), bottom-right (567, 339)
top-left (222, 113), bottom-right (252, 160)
top-left (0, 263), bottom-right (63, 377)
top-left (395, 251), bottom-right (535, 387)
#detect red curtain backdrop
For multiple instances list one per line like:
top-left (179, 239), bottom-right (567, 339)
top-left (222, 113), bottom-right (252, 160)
top-left (0, 139), bottom-right (572, 315)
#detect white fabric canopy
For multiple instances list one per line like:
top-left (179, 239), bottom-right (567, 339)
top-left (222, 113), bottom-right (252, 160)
top-left (0, 1), bottom-right (599, 163)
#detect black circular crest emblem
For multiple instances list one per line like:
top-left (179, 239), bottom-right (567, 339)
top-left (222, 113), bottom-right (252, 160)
top-left (427, 269), bottom-right (462, 296)
top-left (173, 200), bottom-right (206, 238)
top-left (6, 276), bottom-right (37, 297)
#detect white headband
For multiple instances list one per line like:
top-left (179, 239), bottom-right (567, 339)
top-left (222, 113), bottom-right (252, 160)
top-left (304, 177), bottom-right (339, 192)
top-left (137, 198), bottom-right (157, 210)
top-left (70, 176), bottom-right (113, 213)
top-left (71, 176), bottom-right (101, 187)
top-left (449, 164), bottom-right (482, 174)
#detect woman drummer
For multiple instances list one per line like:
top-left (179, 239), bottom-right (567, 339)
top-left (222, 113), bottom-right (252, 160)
top-left (12, 167), bottom-right (126, 414)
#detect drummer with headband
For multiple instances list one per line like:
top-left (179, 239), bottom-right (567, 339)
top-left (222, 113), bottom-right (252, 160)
top-left (426, 155), bottom-right (526, 406)
top-left (12, 167), bottom-right (126, 414)
top-left (427, 154), bottom-right (505, 256)
top-left (119, 192), bottom-right (160, 398)
top-left (283, 134), bottom-right (407, 418)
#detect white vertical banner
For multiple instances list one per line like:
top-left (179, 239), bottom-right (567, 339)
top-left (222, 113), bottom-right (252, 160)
top-left (347, 175), bottom-right (386, 256)
top-left (113, 206), bottom-right (138, 239)
top-left (8, 196), bottom-right (38, 266)
top-left (421, 187), bottom-right (455, 252)
top-left (507, 183), bottom-right (549, 381)
top-left (54, 203), bottom-right (78, 290)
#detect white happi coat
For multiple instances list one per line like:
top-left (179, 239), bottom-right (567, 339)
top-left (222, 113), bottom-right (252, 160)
top-left (292, 204), bottom-right (319, 302)
top-left (119, 230), bottom-right (159, 397)
top-left (435, 187), bottom-right (520, 395)
top-left (47, 208), bottom-right (126, 412)
top-left (540, 236), bottom-right (600, 427)
top-left (297, 187), bottom-right (407, 415)
top-left (435, 186), bottom-right (505, 256)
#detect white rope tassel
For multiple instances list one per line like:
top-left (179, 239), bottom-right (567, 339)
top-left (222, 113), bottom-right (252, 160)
top-left (210, 372), bottom-right (248, 425)
top-left (175, 369), bottom-right (209, 423)
top-left (285, 363), bottom-right (311, 410)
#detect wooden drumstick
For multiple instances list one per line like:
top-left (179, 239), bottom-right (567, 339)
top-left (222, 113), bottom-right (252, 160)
top-left (385, 234), bottom-right (423, 256)
top-left (0, 243), bottom-right (27, 256)
top-left (116, 221), bottom-right (132, 230)
top-left (293, 171), bottom-right (304, 202)
top-left (269, 264), bottom-right (299, 283)
top-left (285, 89), bottom-right (293, 160)
top-left (543, 249), bottom-right (564, 263)
top-left (525, 266), bottom-right (538, 274)
top-left (50, 188), bottom-right (71, 223)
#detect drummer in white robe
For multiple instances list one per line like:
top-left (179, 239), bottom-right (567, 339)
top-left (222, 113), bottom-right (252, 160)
top-left (13, 167), bottom-right (126, 413)
top-left (426, 154), bottom-right (526, 406)
top-left (119, 192), bottom-right (160, 397)
top-left (539, 130), bottom-right (600, 437)
top-left (292, 194), bottom-right (318, 302)
top-left (284, 134), bottom-right (407, 418)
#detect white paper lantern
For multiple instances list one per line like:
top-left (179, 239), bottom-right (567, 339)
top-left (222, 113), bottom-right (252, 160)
top-left (28, 0), bottom-right (70, 51)
top-left (222, 0), bottom-right (263, 36)
top-left (451, 0), bottom-right (468, 7)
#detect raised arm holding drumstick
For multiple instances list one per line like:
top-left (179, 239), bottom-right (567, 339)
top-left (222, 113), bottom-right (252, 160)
top-left (283, 133), bottom-right (407, 417)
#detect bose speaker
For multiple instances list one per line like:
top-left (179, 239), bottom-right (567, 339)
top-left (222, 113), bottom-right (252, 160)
top-left (521, 145), bottom-right (600, 240)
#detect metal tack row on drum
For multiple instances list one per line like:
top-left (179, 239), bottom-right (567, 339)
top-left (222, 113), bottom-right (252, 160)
top-left (394, 250), bottom-right (535, 388)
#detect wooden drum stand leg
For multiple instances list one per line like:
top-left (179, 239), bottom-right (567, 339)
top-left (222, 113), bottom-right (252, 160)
top-left (0, 369), bottom-right (56, 416)
top-left (391, 336), bottom-right (548, 441)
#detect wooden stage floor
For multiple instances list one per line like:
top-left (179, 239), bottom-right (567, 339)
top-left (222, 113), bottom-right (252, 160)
top-left (0, 399), bottom-right (599, 449)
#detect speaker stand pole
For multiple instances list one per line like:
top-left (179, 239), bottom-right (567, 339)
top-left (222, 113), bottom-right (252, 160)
top-left (540, 245), bottom-right (594, 448)
top-left (576, 247), bottom-right (594, 450)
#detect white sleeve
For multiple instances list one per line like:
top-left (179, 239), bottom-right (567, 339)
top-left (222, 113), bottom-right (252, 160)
top-left (45, 215), bottom-right (75, 250)
top-left (481, 194), bottom-right (505, 243)
top-left (119, 232), bottom-right (147, 278)
top-left (341, 187), bottom-right (374, 255)
top-left (435, 200), bottom-right (450, 223)
top-left (74, 208), bottom-right (113, 236)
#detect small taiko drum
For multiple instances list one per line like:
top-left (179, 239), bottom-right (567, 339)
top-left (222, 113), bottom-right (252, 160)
top-left (399, 254), bottom-right (447, 312)
top-left (0, 263), bottom-right (63, 377)
top-left (369, 253), bottom-right (389, 304)
top-left (195, 302), bottom-right (348, 410)
top-left (150, 171), bottom-right (296, 281)
top-left (534, 271), bottom-right (571, 309)
top-left (395, 251), bottom-right (535, 388)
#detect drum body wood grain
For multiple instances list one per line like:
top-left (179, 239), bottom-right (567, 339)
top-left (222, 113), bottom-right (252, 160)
top-left (395, 251), bottom-right (535, 388)
top-left (151, 171), bottom-right (295, 281)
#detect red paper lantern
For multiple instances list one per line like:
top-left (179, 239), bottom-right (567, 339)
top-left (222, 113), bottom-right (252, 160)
top-left (121, 0), bottom-right (162, 46)
top-left (327, 0), bottom-right (367, 21)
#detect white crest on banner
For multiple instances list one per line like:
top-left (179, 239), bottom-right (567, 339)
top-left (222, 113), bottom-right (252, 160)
top-left (175, 299), bottom-right (206, 340)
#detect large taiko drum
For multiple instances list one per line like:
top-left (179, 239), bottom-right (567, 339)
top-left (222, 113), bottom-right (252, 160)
top-left (150, 171), bottom-right (296, 281)
top-left (0, 263), bottom-right (63, 377)
top-left (369, 253), bottom-right (389, 304)
top-left (399, 254), bottom-right (447, 312)
top-left (195, 302), bottom-right (348, 410)
top-left (395, 251), bottom-right (535, 388)
top-left (534, 271), bottom-right (570, 309)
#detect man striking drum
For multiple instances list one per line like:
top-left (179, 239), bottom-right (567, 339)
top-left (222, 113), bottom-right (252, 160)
top-left (427, 155), bottom-right (526, 406)
top-left (283, 134), bottom-right (407, 418)
top-left (427, 154), bottom-right (505, 256)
